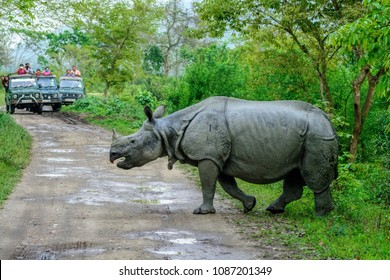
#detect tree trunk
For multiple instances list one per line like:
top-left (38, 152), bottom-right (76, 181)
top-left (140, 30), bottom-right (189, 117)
top-left (315, 56), bottom-right (334, 114)
top-left (103, 81), bottom-right (111, 97)
top-left (348, 66), bottom-right (384, 163)
top-left (348, 65), bottom-right (368, 162)
top-left (318, 70), bottom-right (334, 114)
top-left (349, 111), bottom-right (363, 163)
top-left (164, 51), bottom-right (171, 77)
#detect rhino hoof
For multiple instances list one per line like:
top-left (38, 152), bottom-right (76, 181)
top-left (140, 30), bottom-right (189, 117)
top-left (244, 196), bottom-right (256, 213)
top-left (193, 205), bottom-right (216, 214)
top-left (315, 206), bottom-right (334, 216)
top-left (266, 206), bottom-right (285, 214)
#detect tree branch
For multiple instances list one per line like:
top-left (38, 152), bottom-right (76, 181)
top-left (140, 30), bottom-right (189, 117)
top-left (362, 67), bottom-right (385, 119)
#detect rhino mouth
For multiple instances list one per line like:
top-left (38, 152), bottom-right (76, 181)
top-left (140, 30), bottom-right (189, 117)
top-left (116, 156), bottom-right (133, 170)
top-left (110, 152), bottom-right (133, 170)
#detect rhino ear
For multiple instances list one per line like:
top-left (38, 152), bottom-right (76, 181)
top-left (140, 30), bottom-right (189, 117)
top-left (112, 129), bottom-right (119, 141)
top-left (144, 106), bottom-right (154, 122)
top-left (153, 105), bottom-right (165, 119)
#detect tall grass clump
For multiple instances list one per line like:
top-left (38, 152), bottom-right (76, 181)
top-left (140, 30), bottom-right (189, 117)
top-left (0, 113), bottom-right (32, 205)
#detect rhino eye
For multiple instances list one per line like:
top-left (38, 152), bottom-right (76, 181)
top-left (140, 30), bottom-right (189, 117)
top-left (130, 139), bottom-right (135, 144)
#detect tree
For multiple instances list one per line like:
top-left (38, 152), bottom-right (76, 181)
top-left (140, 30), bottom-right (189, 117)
top-left (39, 28), bottom-right (97, 79)
top-left (46, 29), bottom-right (92, 55)
top-left (71, 0), bottom-right (162, 96)
top-left (170, 44), bottom-right (248, 109)
top-left (0, 33), bottom-right (12, 67)
top-left (330, 0), bottom-right (390, 162)
top-left (0, 0), bottom-right (35, 28)
top-left (194, 0), bottom-right (363, 113)
top-left (159, 0), bottom-right (195, 76)
top-left (0, 0), bottom-right (36, 67)
top-left (143, 45), bottom-right (164, 75)
top-left (237, 39), bottom-right (320, 103)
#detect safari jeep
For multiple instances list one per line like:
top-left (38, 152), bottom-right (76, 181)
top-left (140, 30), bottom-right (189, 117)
top-left (5, 74), bottom-right (43, 114)
top-left (59, 76), bottom-right (85, 105)
top-left (37, 75), bottom-right (62, 112)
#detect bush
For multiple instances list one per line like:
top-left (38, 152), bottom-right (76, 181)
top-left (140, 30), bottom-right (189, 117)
top-left (65, 95), bottom-right (147, 134)
top-left (135, 90), bottom-right (157, 108)
top-left (360, 106), bottom-right (390, 165)
top-left (168, 44), bottom-right (248, 110)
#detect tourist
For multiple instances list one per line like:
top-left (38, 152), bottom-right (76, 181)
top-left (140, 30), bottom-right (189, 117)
top-left (43, 67), bottom-right (52, 76)
top-left (71, 65), bottom-right (81, 77)
top-left (17, 64), bottom-right (27, 75)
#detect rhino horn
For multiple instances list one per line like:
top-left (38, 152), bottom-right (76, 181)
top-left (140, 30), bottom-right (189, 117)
top-left (112, 129), bottom-right (119, 141)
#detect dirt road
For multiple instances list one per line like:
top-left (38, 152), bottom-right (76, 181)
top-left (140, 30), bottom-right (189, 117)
top-left (0, 109), bottom-right (290, 260)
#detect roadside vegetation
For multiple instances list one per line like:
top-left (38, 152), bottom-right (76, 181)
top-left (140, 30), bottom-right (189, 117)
top-left (2, 0), bottom-right (389, 259)
top-left (0, 108), bottom-right (32, 206)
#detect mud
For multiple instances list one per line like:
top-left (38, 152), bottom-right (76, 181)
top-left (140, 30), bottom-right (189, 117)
top-left (0, 108), bottom-right (292, 260)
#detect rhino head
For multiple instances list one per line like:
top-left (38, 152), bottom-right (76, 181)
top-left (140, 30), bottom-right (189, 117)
top-left (109, 105), bottom-right (165, 170)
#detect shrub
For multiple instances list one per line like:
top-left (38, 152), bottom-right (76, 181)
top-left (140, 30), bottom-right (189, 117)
top-left (168, 44), bottom-right (248, 110)
top-left (135, 90), bottom-right (157, 109)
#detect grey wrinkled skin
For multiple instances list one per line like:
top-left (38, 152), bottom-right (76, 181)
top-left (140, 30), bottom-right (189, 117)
top-left (110, 97), bottom-right (338, 216)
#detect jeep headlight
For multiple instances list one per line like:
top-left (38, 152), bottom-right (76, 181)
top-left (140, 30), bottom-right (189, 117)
top-left (35, 93), bottom-right (40, 98)
top-left (13, 94), bottom-right (17, 99)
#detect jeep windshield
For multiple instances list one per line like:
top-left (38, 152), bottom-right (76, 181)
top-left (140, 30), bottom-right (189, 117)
top-left (9, 78), bottom-right (37, 88)
top-left (60, 80), bottom-right (83, 88)
top-left (38, 78), bottom-right (57, 88)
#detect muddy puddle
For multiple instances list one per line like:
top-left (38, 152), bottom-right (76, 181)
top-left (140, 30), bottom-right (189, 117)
top-left (13, 242), bottom-right (106, 260)
top-left (66, 180), bottom-right (189, 207)
top-left (127, 229), bottom-right (256, 260)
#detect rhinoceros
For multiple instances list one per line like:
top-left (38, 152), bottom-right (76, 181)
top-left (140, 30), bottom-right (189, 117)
top-left (110, 97), bottom-right (338, 216)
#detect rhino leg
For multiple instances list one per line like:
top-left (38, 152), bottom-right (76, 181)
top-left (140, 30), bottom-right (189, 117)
top-left (266, 169), bottom-right (304, 214)
top-left (313, 187), bottom-right (333, 216)
top-left (193, 160), bottom-right (219, 214)
top-left (301, 138), bottom-right (337, 216)
top-left (218, 173), bottom-right (256, 213)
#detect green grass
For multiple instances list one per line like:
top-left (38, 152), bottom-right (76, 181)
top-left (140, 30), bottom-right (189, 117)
top-left (0, 91), bottom-right (4, 106)
top-left (87, 118), bottom-right (138, 135)
top-left (62, 95), bottom-right (144, 136)
top-left (227, 179), bottom-right (390, 259)
top-left (0, 112), bottom-right (32, 206)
